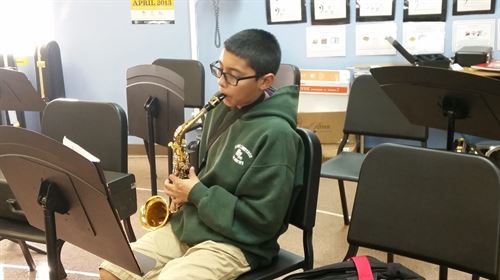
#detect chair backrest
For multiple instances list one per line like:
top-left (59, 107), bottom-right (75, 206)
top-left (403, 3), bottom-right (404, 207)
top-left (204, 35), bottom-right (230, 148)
top-left (273, 64), bottom-right (301, 89)
top-left (290, 127), bottom-right (322, 267)
top-left (41, 99), bottom-right (128, 173)
top-left (348, 143), bottom-right (500, 278)
top-left (153, 58), bottom-right (205, 108)
top-left (343, 75), bottom-right (427, 143)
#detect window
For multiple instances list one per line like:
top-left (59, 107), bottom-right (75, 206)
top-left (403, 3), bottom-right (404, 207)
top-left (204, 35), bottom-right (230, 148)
top-left (0, 0), bottom-right (54, 55)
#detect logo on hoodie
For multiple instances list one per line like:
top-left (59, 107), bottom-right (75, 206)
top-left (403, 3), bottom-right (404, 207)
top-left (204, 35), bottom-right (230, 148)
top-left (233, 144), bottom-right (253, 165)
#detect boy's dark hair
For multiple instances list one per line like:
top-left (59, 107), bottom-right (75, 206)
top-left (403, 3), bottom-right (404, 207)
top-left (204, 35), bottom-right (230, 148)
top-left (224, 29), bottom-right (281, 77)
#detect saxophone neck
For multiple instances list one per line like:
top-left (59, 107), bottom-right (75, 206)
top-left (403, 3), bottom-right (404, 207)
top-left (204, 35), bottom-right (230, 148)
top-left (172, 94), bottom-right (225, 139)
top-left (174, 108), bottom-right (206, 138)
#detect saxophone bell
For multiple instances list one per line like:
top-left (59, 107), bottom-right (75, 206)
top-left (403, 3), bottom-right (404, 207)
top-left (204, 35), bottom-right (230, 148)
top-left (139, 195), bottom-right (170, 230)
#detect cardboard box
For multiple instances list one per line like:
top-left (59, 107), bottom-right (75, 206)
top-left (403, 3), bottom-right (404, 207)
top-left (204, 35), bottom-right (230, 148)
top-left (297, 112), bottom-right (346, 144)
top-left (297, 111), bottom-right (357, 161)
top-left (299, 69), bottom-right (350, 94)
top-left (321, 143), bottom-right (356, 162)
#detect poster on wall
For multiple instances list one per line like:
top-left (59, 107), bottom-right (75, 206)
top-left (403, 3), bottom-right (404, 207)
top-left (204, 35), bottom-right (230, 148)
top-left (403, 0), bottom-right (447, 22)
top-left (355, 22), bottom-right (397, 55)
top-left (306, 25), bottom-right (346, 57)
top-left (452, 19), bottom-right (496, 52)
top-left (356, 0), bottom-right (395, 22)
top-left (311, 0), bottom-right (350, 25)
top-left (130, 0), bottom-right (175, 24)
top-left (266, 0), bottom-right (306, 24)
top-left (453, 0), bottom-right (496, 15)
top-left (402, 22), bottom-right (446, 54)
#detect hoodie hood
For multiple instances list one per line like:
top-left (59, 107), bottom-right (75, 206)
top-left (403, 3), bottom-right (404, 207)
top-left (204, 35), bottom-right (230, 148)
top-left (239, 85), bottom-right (299, 128)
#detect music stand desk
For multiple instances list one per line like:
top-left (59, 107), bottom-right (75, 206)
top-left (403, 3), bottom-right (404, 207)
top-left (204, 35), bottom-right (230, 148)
top-left (0, 68), bottom-right (45, 111)
top-left (371, 66), bottom-right (500, 150)
top-left (0, 126), bottom-right (143, 279)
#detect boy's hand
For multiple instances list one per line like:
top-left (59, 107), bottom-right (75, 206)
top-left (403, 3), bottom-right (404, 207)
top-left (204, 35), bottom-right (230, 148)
top-left (164, 167), bottom-right (199, 207)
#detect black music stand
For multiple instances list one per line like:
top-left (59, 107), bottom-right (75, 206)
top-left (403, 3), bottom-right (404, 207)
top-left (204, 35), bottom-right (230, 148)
top-left (0, 126), bottom-right (143, 280)
top-left (371, 66), bottom-right (500, 151)
top-left (126, 64), bottom-right (184, 195)
top-left (0, 68), bottom-right (46, 126)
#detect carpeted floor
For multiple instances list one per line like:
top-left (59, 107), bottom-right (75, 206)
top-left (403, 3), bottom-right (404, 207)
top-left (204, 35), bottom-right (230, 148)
top-left (0, 155), bottom-right (478, 279)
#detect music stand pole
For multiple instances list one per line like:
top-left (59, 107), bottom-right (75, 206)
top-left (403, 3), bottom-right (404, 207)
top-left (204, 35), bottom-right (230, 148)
top-left (37, 181), bottom-right (69, 280)
top-left (144, 96), bottom-right (159, 195)
top-left (442, 96), bottom-right (468, 151)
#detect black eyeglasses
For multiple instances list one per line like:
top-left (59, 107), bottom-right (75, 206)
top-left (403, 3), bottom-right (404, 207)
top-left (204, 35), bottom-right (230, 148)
top-left (210, 61), bottom-right (258, 86)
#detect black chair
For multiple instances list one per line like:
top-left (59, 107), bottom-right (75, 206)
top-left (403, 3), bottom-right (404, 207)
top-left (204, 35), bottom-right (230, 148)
top-left (273, 64), bottom-right (301, 89)
top-left (237, 127), bottom-right (322, 280)
top-left (320, 74), bottom-right (428, 225)
top-left (345, 143), bottom-right (500, 280)
top-left (0, 180), bottom-right (47, 272)
top-left (153, 58), bottom-right (205, 109)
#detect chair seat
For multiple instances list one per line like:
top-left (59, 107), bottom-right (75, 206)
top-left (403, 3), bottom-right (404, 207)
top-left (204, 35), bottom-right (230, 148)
top-left (320, 152), bottom-right (366, 181)
top-left (237, 249), bottom-right (304, 280)
top-left (0, 218), bottom-right (45, 243)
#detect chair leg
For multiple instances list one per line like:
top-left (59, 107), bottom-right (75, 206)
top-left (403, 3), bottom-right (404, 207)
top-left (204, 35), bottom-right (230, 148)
top-left (338, 180), bottom-right (350, 225)
top-left (5, 238), bottom-right (46, 254)
top-left (439, 265), bottom-right (448, 280)
top-left (471, 275), bottom-right (479, 280)
top-left (17, 240), bottom-right (36, 271)
top-left (26, 244), bottom-right (46, 254)
top-left (387, 253), bottom-right (394, 263)
top-left (123, 218), bottom-right (136, 242)
top-left (343, 245), bottom-right (359, 261)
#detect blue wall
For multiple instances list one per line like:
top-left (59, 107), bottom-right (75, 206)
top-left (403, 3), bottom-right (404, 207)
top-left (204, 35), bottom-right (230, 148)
top-left (52, 0), bottom-right (191, 106)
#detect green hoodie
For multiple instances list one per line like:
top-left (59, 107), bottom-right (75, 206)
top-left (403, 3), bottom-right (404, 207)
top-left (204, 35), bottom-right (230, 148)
top-left (170, 85), bottom-right (305, 269)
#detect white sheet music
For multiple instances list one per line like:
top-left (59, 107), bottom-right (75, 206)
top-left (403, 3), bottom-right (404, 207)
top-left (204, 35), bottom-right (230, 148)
top-left (63, 136), bottom-right (100, 163)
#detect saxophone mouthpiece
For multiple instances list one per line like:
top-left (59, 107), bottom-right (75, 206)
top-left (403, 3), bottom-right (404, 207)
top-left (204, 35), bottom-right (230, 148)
top-left (205, 93), bottom-right (226, 111)
top-left (216, 93), bottom-right (226, 100)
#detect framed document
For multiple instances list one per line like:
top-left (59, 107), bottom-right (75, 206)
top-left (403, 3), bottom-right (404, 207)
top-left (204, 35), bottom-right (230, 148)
top-left (311, 0), bottom-right (350, 25)
top-left (266, 0), bottom-right (306, 24)
top-left (403, 0), bottom-right (447, 22)
top-left (453, 0), bottom-right (496, 15)
top-left (356, 0), bottom-right (395, 22)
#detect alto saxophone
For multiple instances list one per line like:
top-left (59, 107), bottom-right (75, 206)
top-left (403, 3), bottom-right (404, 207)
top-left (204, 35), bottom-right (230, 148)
top-left (140, 93), bottom-right (226, 230)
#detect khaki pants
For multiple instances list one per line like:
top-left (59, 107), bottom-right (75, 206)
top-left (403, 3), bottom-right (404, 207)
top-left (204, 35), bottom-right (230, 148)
top-left (100, 223), bottom-right (250, 280)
